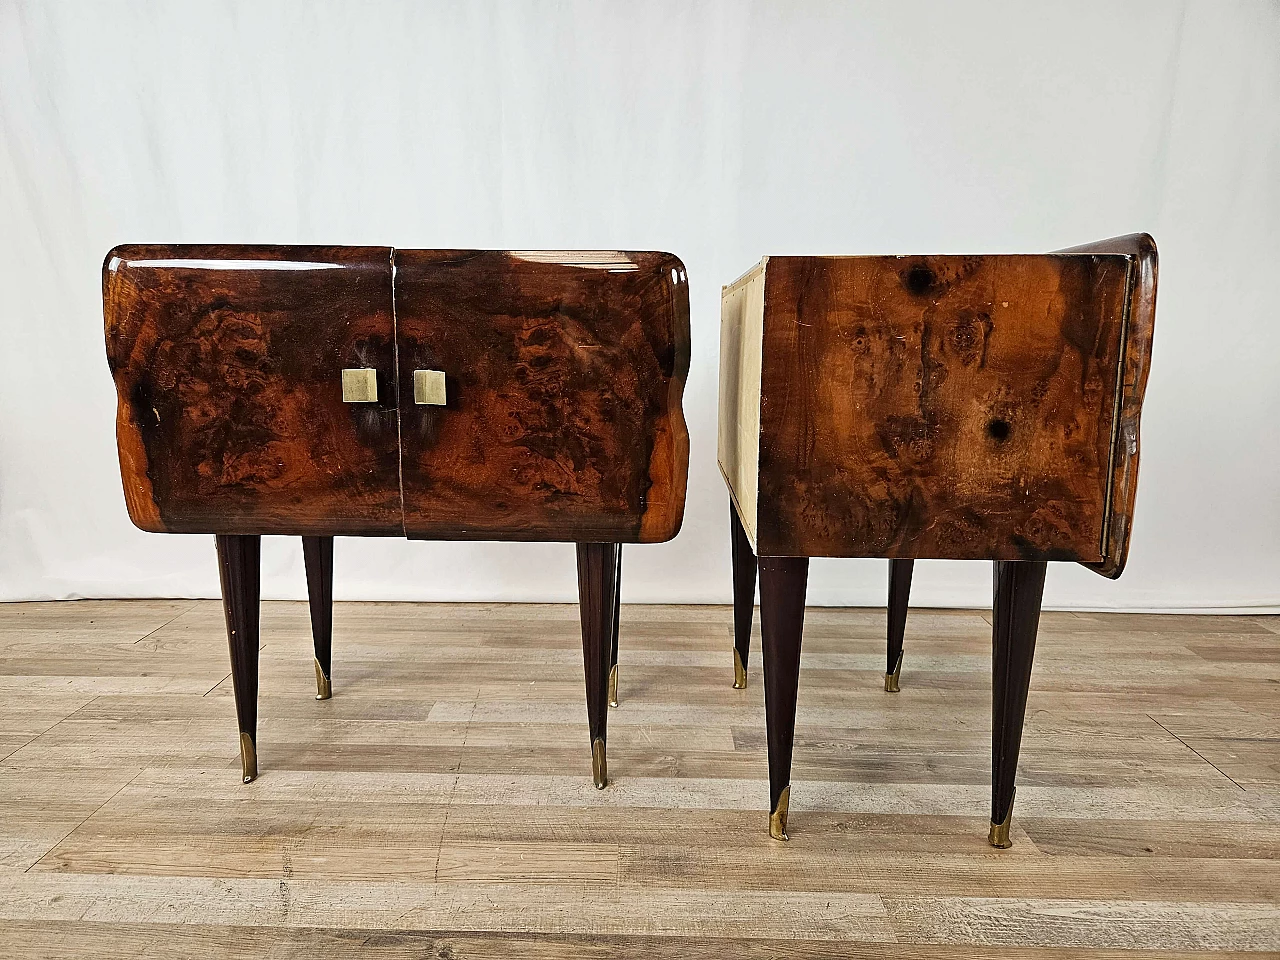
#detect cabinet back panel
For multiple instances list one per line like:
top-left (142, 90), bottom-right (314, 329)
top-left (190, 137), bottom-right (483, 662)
top-left (717, 260), bottom-right (766, 549)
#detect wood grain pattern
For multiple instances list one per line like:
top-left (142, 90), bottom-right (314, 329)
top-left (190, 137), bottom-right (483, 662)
top-left (105, 247), bottom-right (690, 544)
top-left (720, 239), bottom-right (1157, 571)
top-left (1, 600), bottom-right (1277, 956)
top-left (751, 252), bottom-right (1132, 560)
top-left (394, 250), bottom-right (690, 543)
top-left (104, 245), bottom-right (402, 536)
top-left (1055, 234), bottom-right (1158, 578)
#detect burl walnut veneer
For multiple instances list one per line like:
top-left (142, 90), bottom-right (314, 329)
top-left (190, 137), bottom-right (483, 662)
top-left (720, 234), bottom-right (1156, 842)
top-left (105, 245), bottom-right (690, 788)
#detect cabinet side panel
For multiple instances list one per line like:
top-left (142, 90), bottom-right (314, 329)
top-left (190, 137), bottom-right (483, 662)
top-left (717, 261), bottom-right (766, 549)
top-left (756, 254), bottom-right (1130, 560)
top-left (102, 244), bottom-right (403, 536)
top-left (395, 250), bottom-right (690, 543)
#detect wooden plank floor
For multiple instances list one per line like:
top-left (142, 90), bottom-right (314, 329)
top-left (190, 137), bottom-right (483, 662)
top-left (0, 599), bottom-right (1277, 957)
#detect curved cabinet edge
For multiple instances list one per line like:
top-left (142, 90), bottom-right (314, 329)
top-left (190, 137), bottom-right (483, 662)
top-left (639, 252), bottom-right (691, 544)
top-left (1055, 234), bottom-right (1158, 578)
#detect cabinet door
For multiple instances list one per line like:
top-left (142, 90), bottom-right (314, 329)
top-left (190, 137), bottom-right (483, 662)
top-left (104, 245), bottom-right (402, 535)
top-left (394, 250), bottom-right (690, 543)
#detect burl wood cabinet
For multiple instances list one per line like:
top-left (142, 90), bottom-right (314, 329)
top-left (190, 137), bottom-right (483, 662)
top-left (104, 245), bottom-right (690, 788)
top-left (720, 234), bottom-right (1156, 843)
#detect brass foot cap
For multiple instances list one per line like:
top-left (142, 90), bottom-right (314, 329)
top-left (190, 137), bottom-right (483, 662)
top-left (608, 664), bottom-right (619, 708)
top-left (314, 658), bottom-right (332, 701)
top-left (769, 785), bottom-right (791, 841)
top-left (884, 653), bottom-right (902, 693)
top-left (239, 732), bottom-right (258, 784)
top-left (591, 737), bottom-right (608, 789)
top-left (988, 809), bottom-right (1013, 848)
top-left (732, 648), bottom-right (747, 689)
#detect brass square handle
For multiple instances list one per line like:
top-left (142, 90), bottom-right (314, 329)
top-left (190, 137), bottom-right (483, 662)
top-left (341, 368), bottom-right (378, 403)
top-left (414, 369), bottom-right (446, 406)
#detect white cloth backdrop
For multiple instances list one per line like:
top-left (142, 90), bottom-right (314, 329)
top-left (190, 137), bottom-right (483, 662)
top-left (1, 1), bottom-right (1277, 610)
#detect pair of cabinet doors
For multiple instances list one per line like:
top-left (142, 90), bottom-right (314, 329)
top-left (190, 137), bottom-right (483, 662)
top-left (104, 246), bottom-right (690, 544)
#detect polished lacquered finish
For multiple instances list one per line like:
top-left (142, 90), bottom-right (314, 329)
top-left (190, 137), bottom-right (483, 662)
top-left (104, 246), bottom-right (401, 537)
top-left (722, 235), bottom-right (1158, 843)
top-left (103, 245), bottom-right (690, 788)
top-left (105, 245), bottom-right (690, 544)
top-left (723, 250), bottom-right (1143, 564)
top-left (395, 250), bottom-right (690, 543)
top-left (1054, 233), bottom-right (1158, 579)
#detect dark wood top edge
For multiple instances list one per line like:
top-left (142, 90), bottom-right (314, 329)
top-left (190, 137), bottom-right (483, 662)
top-left (729, 251), bottom-right (1136, 266)
top-left (104, 244), bottom-right (394, 265)
top-left (1052, 232), bottom-right (1158, 262)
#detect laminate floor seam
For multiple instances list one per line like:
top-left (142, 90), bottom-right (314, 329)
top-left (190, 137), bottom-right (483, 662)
top-left (430, 690), bottom-right (477, 888)
top-left (0, 704), bottom-right (86, 764)
top-left (132, 602), bottom-right (201, 645)
top-left (1147, 715), bottom-right (1246, 792)
top-left (24, 764), bottom-right (144, 875)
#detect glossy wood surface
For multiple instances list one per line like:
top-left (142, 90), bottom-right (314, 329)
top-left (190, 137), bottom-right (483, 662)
top-left (1055, 234), bottom-right (1158, 578)
top-left (394, 250), bottom-right (690, 543)
top-left (751, 252), bottom-right (1133, 561)
top-left (105, 246), bottom-right (690, 544)
top-left (3, 600), bottom-right (1279, 953)
top-left (104, 245), bottom-right (402, 536)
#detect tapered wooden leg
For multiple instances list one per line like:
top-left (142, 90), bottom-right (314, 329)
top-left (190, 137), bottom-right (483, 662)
top-left (730, 499), bottom-right (758, 689)
top-left (885, 559), bottom-right (914, 692)
top-left (216, 534), bottom-right (261, 784)
top-left (759, 555), bottom-right (809, 840)
top-left (577, 542), bottom-right (620, 788)
top-left (989, 559), bottom-right (1048, 848)
top-left (302, 536), bottom-right (334, 700)
top-left (609, 547), bottom-right (622, 708)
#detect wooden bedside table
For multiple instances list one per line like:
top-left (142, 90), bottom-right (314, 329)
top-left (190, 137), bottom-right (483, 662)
top-left (719, 234), bottom-right (1156, 843)
top-left (104, 246), bottom-right (690, 788)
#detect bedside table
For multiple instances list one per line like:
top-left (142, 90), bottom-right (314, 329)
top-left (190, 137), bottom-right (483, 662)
top-left (719, 234), bottom-right (1156, 842)
top-left (104, 246), bottom-right (690, 789)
